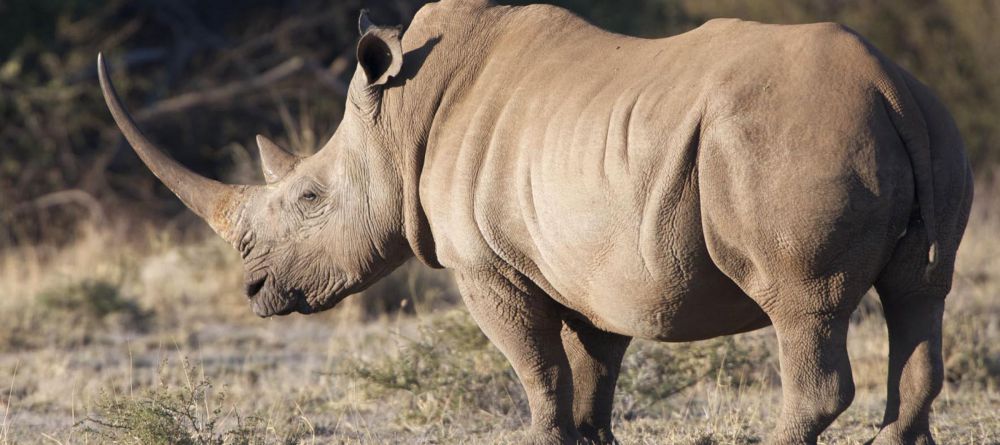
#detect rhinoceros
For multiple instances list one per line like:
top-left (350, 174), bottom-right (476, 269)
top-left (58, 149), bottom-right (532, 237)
top-left (98, 0), bottom-right (974, 443)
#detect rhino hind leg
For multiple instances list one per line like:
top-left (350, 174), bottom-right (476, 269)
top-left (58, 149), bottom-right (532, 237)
top-left (769, 308), bottom-right (857, 445)
top-left (870, 221), bottom-right (958, 445)
top-left (869, 289), bottom-right (945, 445)
top-left (560, 319), bottom-right (631, 444)
top-left (869, 152), bottom-right (972, 444)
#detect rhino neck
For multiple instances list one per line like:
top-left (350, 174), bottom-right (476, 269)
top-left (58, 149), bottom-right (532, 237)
top-left (380, 2), bottom-right (509, 269)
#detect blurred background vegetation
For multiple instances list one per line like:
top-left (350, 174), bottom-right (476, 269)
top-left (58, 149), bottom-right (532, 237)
top-left (1, 0), bottom-right (997, 246)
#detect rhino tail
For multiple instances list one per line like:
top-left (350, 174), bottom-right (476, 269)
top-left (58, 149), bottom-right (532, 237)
top-left (876, 68), bottom-right (939, 281)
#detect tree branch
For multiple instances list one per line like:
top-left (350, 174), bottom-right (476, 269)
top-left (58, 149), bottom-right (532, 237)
top-left (134, 57), bottom-right (307, 121)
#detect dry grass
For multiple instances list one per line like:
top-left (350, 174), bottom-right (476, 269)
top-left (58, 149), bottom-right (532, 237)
top-left (0, 180), bottom-right (997, 444)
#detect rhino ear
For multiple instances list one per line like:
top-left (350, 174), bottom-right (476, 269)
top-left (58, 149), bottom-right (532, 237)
top-left (356, 14), bottom-right (403, 87)
top-left (256, 135), bottom-right (298, 183)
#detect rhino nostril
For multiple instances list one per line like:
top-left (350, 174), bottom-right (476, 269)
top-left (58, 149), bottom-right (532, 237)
top-left (246, 276), bottom-right (266, 298)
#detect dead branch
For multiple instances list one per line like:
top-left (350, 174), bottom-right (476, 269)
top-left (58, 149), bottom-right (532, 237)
top-left (134, 57), bottom-right (307, 121)
top-left (6, 189), bottom-right (105, 224)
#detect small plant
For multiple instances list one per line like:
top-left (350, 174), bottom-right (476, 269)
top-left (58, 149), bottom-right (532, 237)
top-left (85, 382), bottom-right (225, 445)
top-left (80, 358), bottom-right (302, 445)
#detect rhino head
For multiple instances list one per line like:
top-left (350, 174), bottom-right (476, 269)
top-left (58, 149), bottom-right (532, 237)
top-left (98, 12), bottom-right (428, 317)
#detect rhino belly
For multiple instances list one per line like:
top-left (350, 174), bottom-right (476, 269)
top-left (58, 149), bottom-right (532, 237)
top-left (578, 266), bottom-right (772, 342)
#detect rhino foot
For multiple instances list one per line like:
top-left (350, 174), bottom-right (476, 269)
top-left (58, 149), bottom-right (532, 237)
top-left (524, 425), bottom-right (592, 445)
top-left (577, 424), bottom-right (618, 445)
top-left (868, 427), bottom-right (936, 445)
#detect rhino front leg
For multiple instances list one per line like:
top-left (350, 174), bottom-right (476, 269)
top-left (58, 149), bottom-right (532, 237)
top-left (457, 276), bottom-right (581, 444)
top-left (561, 319), bottom-right (631, 444)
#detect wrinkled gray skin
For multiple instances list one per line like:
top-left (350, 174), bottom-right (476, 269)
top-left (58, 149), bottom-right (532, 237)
top-left (99, 1), bottom-right (974, 443)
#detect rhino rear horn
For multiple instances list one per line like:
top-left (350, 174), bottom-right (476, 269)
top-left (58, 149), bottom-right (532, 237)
top-left (359, 9), bottom-right (375, 35)
top-left (98, 52), bottom-right (248, 244)
top-left (256, 135), bottom-right (298, 183)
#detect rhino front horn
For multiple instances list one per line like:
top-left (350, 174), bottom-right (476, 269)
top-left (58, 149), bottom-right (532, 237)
top-left (97, 52), bottom-right (247, 243)
top-left (256, 135), bottom-right (298, 183)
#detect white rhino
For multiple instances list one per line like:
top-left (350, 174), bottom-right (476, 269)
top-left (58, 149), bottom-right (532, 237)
top-left (98, 1), bottom-right (974, 443)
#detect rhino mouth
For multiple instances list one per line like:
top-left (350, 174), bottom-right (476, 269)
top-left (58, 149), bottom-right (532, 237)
top-left (248, 280), bottom-right (315, 318)
top-left (250, 292), bottom-right (305, 317)
top-left (246, 275), bottom-right (267, 298)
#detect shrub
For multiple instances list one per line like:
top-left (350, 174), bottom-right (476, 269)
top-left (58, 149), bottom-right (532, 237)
top-left (80, 359), bottom-right (305, 445)
top-left (617, 335), bottom-right (772, 419)
top-left (36, 278), bottom-right (150, 330)
top-left (0, 277), bottom-right (152, 350)
top-left (943, 307), bottom-right (1000, 389)
top-left (340, 310), bottom-right (525, 431)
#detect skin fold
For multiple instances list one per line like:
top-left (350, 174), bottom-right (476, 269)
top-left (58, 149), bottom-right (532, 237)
top-left (99, 1), bottom-right (974, 443)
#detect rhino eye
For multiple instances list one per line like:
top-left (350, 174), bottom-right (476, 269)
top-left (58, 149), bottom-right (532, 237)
top-left (301, 191), bottom-right (318, 202)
